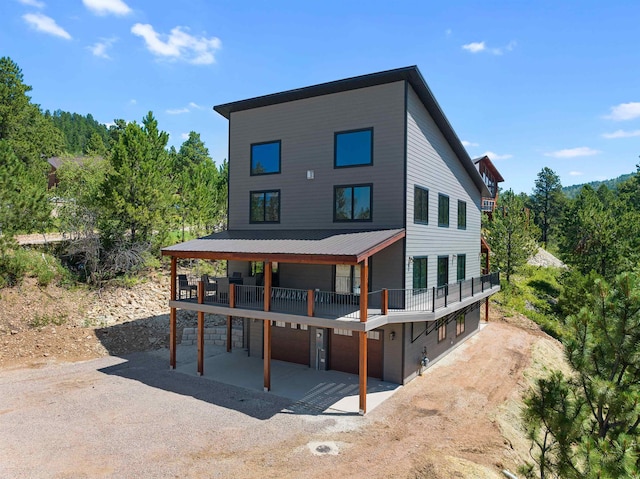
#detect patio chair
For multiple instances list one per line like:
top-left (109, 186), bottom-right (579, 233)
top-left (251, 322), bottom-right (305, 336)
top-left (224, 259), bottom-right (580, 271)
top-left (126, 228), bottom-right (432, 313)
top-left (177, 274), bottom-right (197, 299)
top-left (216, 276), bottom-right (230, 303)
top-left (201, 274), bottom-right (217, 296)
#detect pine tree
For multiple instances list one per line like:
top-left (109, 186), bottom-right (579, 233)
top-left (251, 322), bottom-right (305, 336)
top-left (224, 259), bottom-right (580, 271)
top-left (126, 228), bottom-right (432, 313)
top-left (486, 189), bottom-right (538, 282)
top-left (531, 167), bottom-right (565, 248)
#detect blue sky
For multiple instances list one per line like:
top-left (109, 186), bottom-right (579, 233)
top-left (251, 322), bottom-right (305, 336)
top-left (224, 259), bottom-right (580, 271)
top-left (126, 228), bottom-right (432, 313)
top-left (2, 0), bottom-right (639, 193)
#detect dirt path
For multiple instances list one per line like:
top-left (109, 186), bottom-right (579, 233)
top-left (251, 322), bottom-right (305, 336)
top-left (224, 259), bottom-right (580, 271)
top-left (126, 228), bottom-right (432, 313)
top-left (0, 319), bottom-right (565, 478)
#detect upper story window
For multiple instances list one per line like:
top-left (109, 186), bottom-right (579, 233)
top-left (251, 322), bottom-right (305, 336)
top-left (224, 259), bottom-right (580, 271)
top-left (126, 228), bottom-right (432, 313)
top-left (251, 141), bottom-right (281, 175)
top-left (437, 255), bottom-right (448, 287)
top-left (334, 128), bottom-right (373, 168)
top-left (438, 194), bottom-right (449, 227)
top-left (334, 184), bottom-right (372, 221)
top-left (458, 200), bottom-right (467, 229)
top-left (250, 190), bottom-right (280, 223)
top-left (414, 186), bottom-right (429, 224)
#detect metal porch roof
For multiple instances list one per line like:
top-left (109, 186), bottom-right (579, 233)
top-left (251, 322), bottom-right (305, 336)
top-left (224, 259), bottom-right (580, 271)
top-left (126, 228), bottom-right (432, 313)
top-left (161, 228), bottom-right (405, 264)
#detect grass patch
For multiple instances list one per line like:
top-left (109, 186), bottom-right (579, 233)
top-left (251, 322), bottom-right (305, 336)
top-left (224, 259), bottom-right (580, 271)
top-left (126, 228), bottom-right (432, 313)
top-left (494, 265), bottom-right (565, 339)
top-left (30, 313), bottom-right (68, 328)
top-left (0, 247), bottom-right (70, 288)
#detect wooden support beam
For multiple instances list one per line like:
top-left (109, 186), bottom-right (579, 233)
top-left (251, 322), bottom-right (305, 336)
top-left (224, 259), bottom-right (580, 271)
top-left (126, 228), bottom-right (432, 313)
top-left (359, 258), bottom-right (368, 323)
top-left (381, 288), bottom-right (388, 315)
top-left (263, 320), bottom-right (271, 391)
top-left (169, 256), bottom-right (177, 369)
top-left (307, 289), bottom-right (314, 317)
top-left (485, 250), bottom-right (490, 321)
top-left (359, 330), bottom-right (367, 415)
top-left (197, 281), bottom-right (204, 376)
top-left (264, 261), bottom-right (272, 312)
top-left (229, 283), bottom-right (235, 308)
top-left (226, 315), bottom-right (232, 352)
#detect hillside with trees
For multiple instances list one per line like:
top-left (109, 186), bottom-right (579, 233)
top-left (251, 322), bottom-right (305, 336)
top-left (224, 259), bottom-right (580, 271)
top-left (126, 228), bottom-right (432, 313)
top-left (0, 56), bottom-right (227, 286)
top-left (562, 172), bottom-right (637, 199)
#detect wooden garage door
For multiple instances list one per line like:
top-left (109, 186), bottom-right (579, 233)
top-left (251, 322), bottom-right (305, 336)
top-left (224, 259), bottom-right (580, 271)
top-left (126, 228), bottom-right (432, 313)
top-left (271, 322), bottom-right (310, 366)
top-left (329, 329), bottom-right (383, 379)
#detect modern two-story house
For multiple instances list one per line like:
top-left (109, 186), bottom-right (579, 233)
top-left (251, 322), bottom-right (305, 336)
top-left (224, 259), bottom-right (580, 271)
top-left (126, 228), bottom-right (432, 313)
top-left (162, 66), bottom-right (500, 414)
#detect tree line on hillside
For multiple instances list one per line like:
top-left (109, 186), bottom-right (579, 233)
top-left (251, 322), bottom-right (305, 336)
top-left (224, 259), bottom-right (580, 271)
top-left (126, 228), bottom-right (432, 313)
top-left (0, 56), bottom-right (227, 285)
top-left (484, 166), bottom-right (640, 478)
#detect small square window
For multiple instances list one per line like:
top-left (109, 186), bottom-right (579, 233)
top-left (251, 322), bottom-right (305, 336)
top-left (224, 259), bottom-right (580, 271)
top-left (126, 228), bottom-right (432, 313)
top-left (414, 186), bottom-right (429, 224)
top-left (335, 129), bottom-right (373, 168)
top-left (250, 190), bottom-right (280, 223)
top-left (334, 184), bottom-right (372, 221)
top-left (458, 200), bottom-right (467, 229)
top-left (251, 141), bottom-right (280, 175)
top-left (438, 194), bottom-right (449, 227)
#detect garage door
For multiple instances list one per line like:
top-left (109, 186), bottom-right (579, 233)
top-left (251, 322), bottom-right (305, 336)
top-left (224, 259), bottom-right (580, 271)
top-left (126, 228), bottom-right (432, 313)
top-left (329, 329), bottom-right (383, 379)
top-left (271, 321), bottom-right (310, 366)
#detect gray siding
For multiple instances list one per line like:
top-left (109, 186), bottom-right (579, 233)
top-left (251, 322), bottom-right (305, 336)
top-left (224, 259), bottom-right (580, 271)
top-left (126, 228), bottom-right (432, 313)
top-left (405, 85), bottom-right (482, 290)
top-left (228, 81), bottom-right (406, 230)
top-left (249, 319), bottom-right (263, 359)
top-left (402, 304), bottom-right (481, 384)
top-left (278, 263), bottom-right (332, 291)
top-left (371, 239), bottom-right (404, 291)
top-left (381, 323), bottom-right (403, 383)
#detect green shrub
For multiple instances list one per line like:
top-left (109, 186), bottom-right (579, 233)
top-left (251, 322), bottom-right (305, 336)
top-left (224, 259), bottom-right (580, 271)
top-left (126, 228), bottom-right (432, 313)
top-left (30, 313), bottom-right (67, 328)
top-left (0, 247), bottom-right (68, 288)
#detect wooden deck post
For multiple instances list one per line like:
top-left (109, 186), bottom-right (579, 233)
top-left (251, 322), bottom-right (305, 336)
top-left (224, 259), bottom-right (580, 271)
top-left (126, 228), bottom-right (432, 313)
top-left (229, 283), bottom-right (235, 308)
top-left (197, 281), bottom-right (204, 376)
top-left (485, 250), bottom-right (491, 321)
top-left (226, 315), bottom-right (232, 352)
top-left (264, 319), bottom-right (271, 391)
top-left (264, 261), bottom-right (272, 312)
top-left (359, 330), bottom-right (367, 415)
top-left (169, 256), bottom-right (177, 369)
top-left (381, 288), bottom-right (388, 315)
top-left (359, 258), bottom-right (368, 323)
top-left (307, 289), bottom-right (314, 317)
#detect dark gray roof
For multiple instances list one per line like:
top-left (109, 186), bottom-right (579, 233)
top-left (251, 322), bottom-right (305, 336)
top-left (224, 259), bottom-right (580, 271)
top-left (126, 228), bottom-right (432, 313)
top-left (162, 229), bottom-right (405, 261)
top-left (473, 155), bottom-right (505, 182)
top-left (213, 66), bottom-right (490, 196)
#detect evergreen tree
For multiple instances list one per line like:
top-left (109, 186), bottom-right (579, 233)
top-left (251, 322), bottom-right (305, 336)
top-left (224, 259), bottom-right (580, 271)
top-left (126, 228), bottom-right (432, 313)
top-left (531, 167), bottom-right (565, 248)
top-left (523, 273), bottom-right (640, 478)
top-left (100, 112), bottom-right (172, 247)
top-left (486, 189), bottom-right (538, 282)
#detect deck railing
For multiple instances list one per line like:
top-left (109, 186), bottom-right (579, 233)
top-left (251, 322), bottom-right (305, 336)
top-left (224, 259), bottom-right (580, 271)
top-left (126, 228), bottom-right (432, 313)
top-left (175, 272), bottom-right (500, 320)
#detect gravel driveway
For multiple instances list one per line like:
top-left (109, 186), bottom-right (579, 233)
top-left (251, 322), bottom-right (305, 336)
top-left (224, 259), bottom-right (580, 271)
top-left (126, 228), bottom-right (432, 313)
top-left (0, 350), bottom-right (344, 478)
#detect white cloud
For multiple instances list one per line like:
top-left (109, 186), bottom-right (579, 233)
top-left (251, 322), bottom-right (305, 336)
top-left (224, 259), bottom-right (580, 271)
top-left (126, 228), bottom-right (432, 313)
top-left (188, 101), bottom-right (204, 110)
top-left (482, 150), bottom-right (513, 160)
top-left (544, 147), bottom-right (600, 158)
top-left (82, 0), bottom-right (131, 16)
top-left (17, 0), bottom-right (45, 8)
top-left (462, 40), bottom-right (516, 55)
top-left (166, 107), bottom-right (189, 115)
top-left (445, 29), bottom-right (452, 36)
top-left (602, 129), bottom-right (640, 139)
top-left (129, 99), bottom-right (136, 105)
top-left (180, 133), bottom-right (190, 140)
top-left (604, 102), bottom-right (640, 121)
top-left (131, 23), bottom-right (221, 65)
top-left (23, 13), bottom-right (71, 39)
top-left (569, 171), bottom-right (583, 176)
top-left (461, 140), bottom-right (479, 147)
top-left (462, 41), bottom-right (485, 53)
top-left (88, 38), bottom-right (116, 59)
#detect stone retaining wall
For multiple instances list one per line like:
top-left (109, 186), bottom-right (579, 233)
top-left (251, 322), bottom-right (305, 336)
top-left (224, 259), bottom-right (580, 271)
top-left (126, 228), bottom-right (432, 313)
top-left (181, 326), bottom-right (243, 348)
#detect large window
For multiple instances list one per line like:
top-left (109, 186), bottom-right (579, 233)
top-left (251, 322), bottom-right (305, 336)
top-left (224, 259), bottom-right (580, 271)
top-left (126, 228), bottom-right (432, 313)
top-left (251, 141), bottom-right (281, 175)
top-left (412, 257), bottom-right (427, 289)
top-left (335, 264), bottom-right (361, 294)
top-left (437, 255), bottom-right (448, 287)
top-left (334, 184), bottom-right (372, 221)
top-left (250, 190), bottom-right (280, 223)
top-left (457, 254), bottom-right (466, 282)
top-left (458, 200), bottom-right (467, 229)
top-left (414, 186), bottom-right (429, 224)
top-left (334, 128), bottom-right (373, 168)
top-left (438, 194), bottom-right (449, 227)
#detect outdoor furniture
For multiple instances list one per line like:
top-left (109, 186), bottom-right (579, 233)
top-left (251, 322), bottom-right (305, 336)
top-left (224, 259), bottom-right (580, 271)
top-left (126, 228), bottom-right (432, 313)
top-left (243, 276), bottom-right (256, 286)
top-left (216, 276), bottom-right (230, 302)
top-left (201, 274), bottom-right (217, 296)
top-left (178, 274), bottom-right (197, 299)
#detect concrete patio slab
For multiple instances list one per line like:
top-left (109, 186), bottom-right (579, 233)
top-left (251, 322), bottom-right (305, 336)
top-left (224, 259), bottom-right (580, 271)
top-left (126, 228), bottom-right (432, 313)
top-left (173, 345), bottom-right (401, 414)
